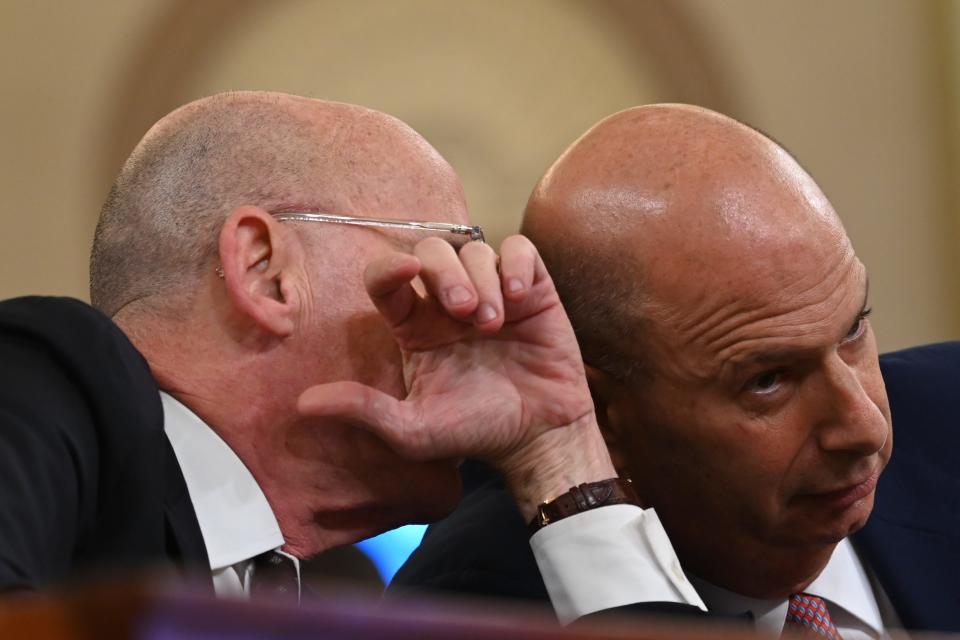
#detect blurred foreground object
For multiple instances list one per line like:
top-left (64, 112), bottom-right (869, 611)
top-left (0, 574), bottom-right (791, 640)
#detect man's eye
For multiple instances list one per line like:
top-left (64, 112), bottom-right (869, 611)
top-left (744, 370), bottom-right (783, 395)
top-left (843, 307), bottom-right (872, 343)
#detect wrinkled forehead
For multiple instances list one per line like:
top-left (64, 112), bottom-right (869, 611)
top-left (641, 224), bottom-right (863, 380)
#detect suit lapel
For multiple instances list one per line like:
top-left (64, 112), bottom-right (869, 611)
top-left (163, 435), bottom-right (213, 589)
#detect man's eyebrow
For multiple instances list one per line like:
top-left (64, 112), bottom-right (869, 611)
top-left (722, 346), bottom-right (808, 375)
top-left (844, 275), bottom-right (872, 333)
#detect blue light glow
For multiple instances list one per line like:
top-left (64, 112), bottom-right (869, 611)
top-left (354, 524), bottom-right (428, 584)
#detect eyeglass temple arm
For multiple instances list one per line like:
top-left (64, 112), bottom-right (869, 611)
top-left (272, 212), bottom-right (485, 243)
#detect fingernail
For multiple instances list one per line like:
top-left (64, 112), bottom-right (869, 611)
top-left (508, 278), bottom-right (524, 293)
top-left (446, 285), bottom-right (472, 305)
top-left (477, 303), bottom-right (497, 323)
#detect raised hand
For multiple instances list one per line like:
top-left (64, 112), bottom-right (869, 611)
top-left (298, 235), bottom-right (615, 516)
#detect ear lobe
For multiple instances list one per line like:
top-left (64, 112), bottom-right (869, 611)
top-left (218, 205), bottom-right (297, 337)
top-left (585, 364), bottom-right (632, 475)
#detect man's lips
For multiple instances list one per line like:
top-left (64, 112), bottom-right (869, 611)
top-left (799, 467), bottom-right (881, 510)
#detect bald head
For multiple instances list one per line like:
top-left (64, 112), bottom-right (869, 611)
top-left (522, 104), bottom-right (847, 378)
top-left (91, 91), bottom-right (463, 317)
top-left (523, 106), bottom-right (889, 595)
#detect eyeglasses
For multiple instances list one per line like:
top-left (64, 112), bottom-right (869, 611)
top-left (215, 211), bottom-right (483, 279)
top-left (272, 212), bottom-right (485, 244)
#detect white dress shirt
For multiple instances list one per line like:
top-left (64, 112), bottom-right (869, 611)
top-left (531, 504), bottom-right (705, 624)
top-left (531, 504), bottom-right (891, 635)
top-left (161, 392), bottom-right (298, 598)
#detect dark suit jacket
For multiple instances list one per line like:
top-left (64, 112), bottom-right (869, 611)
top-left (391, 343), bottom-right (960, 633)
top-left (0, 296), bottom-right (208, 591)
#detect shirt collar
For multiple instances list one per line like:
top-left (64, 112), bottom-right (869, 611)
top-left (806, 537), bottom-right (884, 634)
top-left (161, 392), bottom-right (284, 570)
top-left (689, 538), bottom-right (883, 636)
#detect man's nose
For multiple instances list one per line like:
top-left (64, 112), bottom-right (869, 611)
top-left (814, 353), bottom-right (889, 456)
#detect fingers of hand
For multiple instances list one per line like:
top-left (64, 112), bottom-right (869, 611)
top-left (364, 252), bottom-right (422, 329)
top-left (413, 235), bottom-right (542, 328)
top-left (414, 237), bottom-right (478, 318)
top-left (459, 240), bottom-right (504, 331)
top-left (499, 235), bottom-right (540, 302)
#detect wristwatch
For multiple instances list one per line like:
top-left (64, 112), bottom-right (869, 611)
top-left (528, 477), bottom-right (639, 534)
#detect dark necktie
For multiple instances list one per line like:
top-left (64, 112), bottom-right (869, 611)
top-left (783, 593), bottom-right (843, 640)
top-left (251, 550), bottom-right (301, 603)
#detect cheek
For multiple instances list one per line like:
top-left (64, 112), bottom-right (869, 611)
top-left (307, 267), bottom-right (405, 394)
top-left (626, 389), bottom-right (748, 499)
top-left (636, 388), bottom-right (813, 507)
top-left (732, 400), bottom-right (821, 498)
top-left (342, 311), bottom-right (404, 394)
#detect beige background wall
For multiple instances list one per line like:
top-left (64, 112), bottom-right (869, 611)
top-left (0, 0), bottom-right (957, 352)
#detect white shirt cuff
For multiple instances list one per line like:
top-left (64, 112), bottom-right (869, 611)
top-left (530, 504), bottom-right (706, 624)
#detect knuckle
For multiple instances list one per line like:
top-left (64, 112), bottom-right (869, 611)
top-left (504, 233), bottom-right (531, 250)
top-left (460, 239), bottom-right (496, 261)
top-left (504, 234), bottom-right (536, 261)
top-left (416, 236), bottom-right (454, 256)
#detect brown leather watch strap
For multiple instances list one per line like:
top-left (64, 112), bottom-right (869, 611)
top-left (528, 477), bottom-right (638, 534)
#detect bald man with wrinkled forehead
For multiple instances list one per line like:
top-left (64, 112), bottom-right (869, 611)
top-left (395, 105), bottom-right (959, 634)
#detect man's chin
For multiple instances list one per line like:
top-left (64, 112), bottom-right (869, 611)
top-left (809, 492), bottom-right (876, 545)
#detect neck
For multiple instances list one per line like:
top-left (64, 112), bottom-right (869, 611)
top-left (203, 412), bottom-right (407, 560)
top-left (148, 358), bottom-right (362, 559)
top-left (674, 533), bottom-right (835, 599)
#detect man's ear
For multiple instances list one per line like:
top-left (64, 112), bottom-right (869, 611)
top-left (217, 205), bottom-right (298, 337)
top-left (585, 364), bottom-right (632, 476)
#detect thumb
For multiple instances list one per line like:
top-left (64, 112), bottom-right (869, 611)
top-left (296, 381), bottom-right (419, 458)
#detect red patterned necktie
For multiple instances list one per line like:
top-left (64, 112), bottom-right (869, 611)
top-left (783, 593), bottom-right (843, 640)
